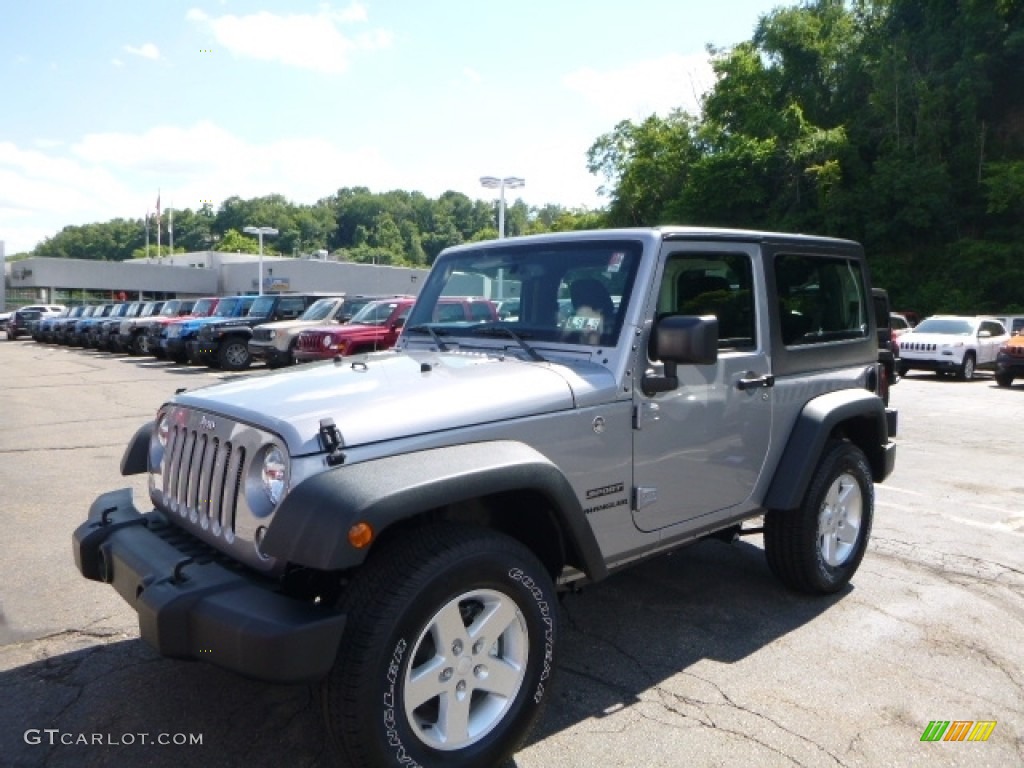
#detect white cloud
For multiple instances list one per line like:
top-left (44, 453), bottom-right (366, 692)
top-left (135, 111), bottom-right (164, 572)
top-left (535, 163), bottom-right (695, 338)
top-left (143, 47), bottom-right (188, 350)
top-left (0, 114), bottom-right (608, 255)
top-left (123, 42), bottom-right (160, 60)
top-left (462, 67), bottom-right (482, 85)
top-left (111, 58), bottom-right (124, 67)
top-left (186, 4), bottom-right (390, 74)
top-left (0, 123), bottom-right (402, 252)
top-left (563, 53), bottom-right (715, 121)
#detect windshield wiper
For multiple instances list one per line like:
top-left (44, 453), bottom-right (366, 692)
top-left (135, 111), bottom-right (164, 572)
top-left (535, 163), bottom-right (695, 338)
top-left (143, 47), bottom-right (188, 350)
top-left (470, 324), bottom-right (546, 362)
top-left (406, 324), bottom-right (450, 351)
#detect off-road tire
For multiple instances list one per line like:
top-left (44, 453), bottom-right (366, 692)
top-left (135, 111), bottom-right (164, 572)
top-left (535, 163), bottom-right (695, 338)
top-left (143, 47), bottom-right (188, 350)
top-left (765, 440), bottom-right (873, 594)
top-left (218, 338), bottom-right (251, 371)
top-left (323, 524), bottom-right (558, 768)
top-left (995, 372), bottom-right (1013, 388)
top-left (130, 333), bottom-right (147, 356)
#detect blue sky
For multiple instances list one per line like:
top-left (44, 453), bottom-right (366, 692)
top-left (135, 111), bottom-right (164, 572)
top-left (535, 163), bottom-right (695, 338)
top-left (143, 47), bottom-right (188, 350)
top-left (0, 1), bottom-right (778, 254)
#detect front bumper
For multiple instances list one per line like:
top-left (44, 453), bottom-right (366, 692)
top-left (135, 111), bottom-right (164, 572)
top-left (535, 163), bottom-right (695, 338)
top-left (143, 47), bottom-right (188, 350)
top-left (73, 488), bottom-right (346, 683)
top-left (899, 355), bottom-right (963, 373)
top-left (186, 339), bottom-right (216, 361)
top-left (996, 353), bottom-right (1024, 377)
top-left (248, 342), bottom-right (290, 365)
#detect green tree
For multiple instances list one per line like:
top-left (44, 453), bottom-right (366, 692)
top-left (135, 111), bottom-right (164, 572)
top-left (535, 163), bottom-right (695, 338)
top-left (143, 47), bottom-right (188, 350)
top-left (215, 228), bottom-right (263, 254)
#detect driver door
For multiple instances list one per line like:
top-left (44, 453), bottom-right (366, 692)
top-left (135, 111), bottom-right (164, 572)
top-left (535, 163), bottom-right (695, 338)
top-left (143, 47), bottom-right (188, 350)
top-left (632, 243), bottom-right (773, 532)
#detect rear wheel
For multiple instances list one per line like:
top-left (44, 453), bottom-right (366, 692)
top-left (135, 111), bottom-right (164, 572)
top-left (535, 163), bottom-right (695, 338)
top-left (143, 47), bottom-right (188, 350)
top-left (323, 524), bottom-right (557, 768)
top-left (765, 440), bottom-right (873, 594)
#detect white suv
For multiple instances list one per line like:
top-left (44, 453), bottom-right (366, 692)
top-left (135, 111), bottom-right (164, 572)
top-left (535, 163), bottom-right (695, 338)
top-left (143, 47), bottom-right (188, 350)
top-left (897, 315), bottom-right (1008, 380)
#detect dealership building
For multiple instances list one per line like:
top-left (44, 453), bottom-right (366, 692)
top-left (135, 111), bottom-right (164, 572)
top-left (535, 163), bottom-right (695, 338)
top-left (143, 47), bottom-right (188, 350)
top-left (1, 249), bottom-right (430, 310)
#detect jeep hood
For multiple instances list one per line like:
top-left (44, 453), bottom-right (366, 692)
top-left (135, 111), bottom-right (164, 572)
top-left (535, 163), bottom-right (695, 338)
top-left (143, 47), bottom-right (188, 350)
top-left (173, 351), bottom-right (612, 455)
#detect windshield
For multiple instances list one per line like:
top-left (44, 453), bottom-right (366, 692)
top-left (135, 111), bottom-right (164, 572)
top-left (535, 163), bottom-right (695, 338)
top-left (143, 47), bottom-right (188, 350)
top-left (213, 298), bottom-right (241, 317)
top-left (192, 298), bottom-right (216, 316)
top-left (248, 296), bottom-right (277, 317)
top-left (350, 300), bottom-right (404, 326)
top-left (915, 318), bottom-right (974, 335)
top-left (300, 298), bottom-right (338, 321)
top-left (160, 300), bottom-right (182, 317)
top-left (406, 239), bottom-right (643, 347)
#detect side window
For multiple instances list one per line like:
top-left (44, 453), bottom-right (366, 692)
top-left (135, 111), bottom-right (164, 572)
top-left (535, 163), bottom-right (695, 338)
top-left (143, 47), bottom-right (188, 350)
top-left (981, 321), bottom-right (1004, 337)
top-left (657, 252), bottom-right (756, 350)
top-left (434, 303), bottom-right (468, 323)
top-left (470, 301), bottom-right (494, 321)
top-left (776, 254), bottom-right (868, 346)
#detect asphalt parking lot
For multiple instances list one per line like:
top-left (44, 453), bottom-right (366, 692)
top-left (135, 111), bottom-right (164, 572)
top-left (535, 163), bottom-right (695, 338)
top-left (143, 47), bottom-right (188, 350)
top-left (1, 339), bottom-right (1022, 767)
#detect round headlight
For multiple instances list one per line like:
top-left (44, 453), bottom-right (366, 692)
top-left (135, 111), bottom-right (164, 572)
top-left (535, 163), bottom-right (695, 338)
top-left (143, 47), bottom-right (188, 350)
top-left (322, 335), bottom-right (332, 348)
top-left (261, 445), bottom-right (288, 506)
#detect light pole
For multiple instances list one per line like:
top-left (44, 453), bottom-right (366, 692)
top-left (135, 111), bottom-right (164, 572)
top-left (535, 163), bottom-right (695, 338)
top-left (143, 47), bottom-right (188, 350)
top-left (480, 176), bottom-right (525, 239)
top-left (243, 226), bottom-right (279, 295)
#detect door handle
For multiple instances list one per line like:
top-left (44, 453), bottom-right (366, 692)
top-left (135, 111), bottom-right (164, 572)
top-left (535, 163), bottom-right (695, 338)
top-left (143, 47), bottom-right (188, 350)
top-left (737, 373), bottom-right (775, 390)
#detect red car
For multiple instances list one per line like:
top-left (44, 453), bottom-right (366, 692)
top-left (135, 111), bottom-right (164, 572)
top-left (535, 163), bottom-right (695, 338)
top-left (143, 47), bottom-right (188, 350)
top-left (294, 296), bottom-right (497, 362)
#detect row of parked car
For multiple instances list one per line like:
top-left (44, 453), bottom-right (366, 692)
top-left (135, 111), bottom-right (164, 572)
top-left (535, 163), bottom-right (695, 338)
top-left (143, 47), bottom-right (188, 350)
top-left (7, 296), bottom-right (1024, 387)
top-left (4, 293), bottom-right (502, 372)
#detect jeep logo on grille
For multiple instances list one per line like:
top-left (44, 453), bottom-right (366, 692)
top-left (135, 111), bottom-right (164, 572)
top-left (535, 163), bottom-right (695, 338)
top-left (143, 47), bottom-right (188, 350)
top-left (199, 415), bottom-right (216, 431)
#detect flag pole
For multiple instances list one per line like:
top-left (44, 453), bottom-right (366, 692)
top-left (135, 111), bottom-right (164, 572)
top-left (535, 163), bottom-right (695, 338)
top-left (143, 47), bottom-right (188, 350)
top-left (169, 206), bottom-right (174, 256)
top-left (145, 211), bottom-right (150, 260)
top-left (156, 190), bottom-right (162, 262)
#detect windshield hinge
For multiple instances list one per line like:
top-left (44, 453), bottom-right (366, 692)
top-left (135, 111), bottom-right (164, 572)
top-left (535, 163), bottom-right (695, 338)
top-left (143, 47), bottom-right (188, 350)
top-left (318, 418), bottom-right (346, 467)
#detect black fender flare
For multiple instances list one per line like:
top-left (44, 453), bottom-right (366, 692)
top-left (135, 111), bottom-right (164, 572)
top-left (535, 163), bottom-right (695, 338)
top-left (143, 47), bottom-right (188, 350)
top-left (261, 441), bottom-right (608, 581)
top-left (121, 421), bottom-right (154, 476)
top-left (764, 388), bottom-right (891, 511)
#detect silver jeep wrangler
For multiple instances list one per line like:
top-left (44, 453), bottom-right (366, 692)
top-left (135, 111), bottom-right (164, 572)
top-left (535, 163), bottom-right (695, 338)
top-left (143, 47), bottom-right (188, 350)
top-left (74, 227), bottom-right (896, 768)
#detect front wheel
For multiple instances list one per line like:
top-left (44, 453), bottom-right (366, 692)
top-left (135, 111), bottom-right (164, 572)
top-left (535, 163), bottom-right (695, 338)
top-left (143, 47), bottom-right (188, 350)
top-left (323, 524), bottom-right (558, 768)
top-left (995, 372), bottom-right (1014, 388)
top-left (764, 440), bottom-right (873, 594)
top-left (958, 352), bottom-right (976, 381)
top-left (218, 339), bottom-right (251, 371)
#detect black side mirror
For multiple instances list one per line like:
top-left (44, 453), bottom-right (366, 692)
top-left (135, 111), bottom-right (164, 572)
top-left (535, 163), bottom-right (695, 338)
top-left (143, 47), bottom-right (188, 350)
top-left (642, 315), bottom-right (718, 395)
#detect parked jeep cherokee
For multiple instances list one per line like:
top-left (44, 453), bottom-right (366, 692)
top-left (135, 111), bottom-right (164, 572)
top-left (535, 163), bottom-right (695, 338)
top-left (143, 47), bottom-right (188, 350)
top-left (74, 227), bottom-right (896, 768)
top-left (294, 296), bottom-right (496, 363)
top-left (896, 315), bottom-right (1008, 380)
top-left (249, 294), bottom-right (406, 368)
top-left (192, 293), bottom-right (323, 370)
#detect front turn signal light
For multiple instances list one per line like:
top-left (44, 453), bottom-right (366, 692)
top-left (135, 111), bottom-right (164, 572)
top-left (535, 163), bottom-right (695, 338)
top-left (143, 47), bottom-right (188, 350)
top-left (348, 522), bottom-right (374, 549)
